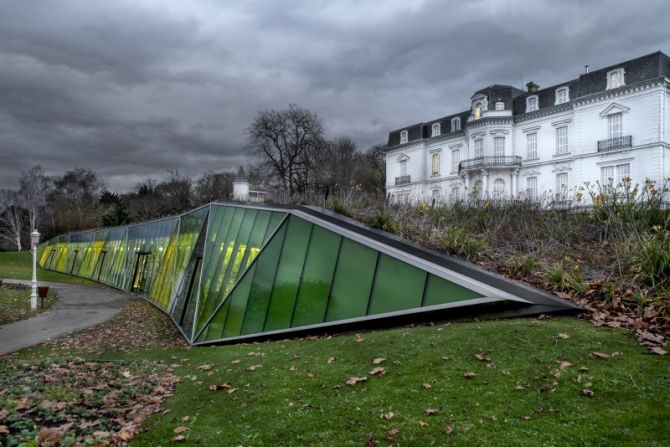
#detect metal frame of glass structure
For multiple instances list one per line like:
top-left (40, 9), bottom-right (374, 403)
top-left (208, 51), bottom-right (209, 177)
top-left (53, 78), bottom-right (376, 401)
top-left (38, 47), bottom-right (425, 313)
top-left (38, 203), bottom-right (577, 345)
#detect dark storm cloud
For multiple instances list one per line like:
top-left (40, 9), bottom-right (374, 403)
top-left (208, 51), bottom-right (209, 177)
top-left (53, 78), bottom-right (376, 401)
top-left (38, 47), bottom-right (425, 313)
top-left (1, 0), bottom-right (669, 191)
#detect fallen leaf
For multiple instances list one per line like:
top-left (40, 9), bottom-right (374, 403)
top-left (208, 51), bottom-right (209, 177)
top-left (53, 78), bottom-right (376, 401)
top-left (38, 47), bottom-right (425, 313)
top-left (425, 408), bottom-right (439, 415)
top-left (327, 357), bottom-right (336, 364)
top-left (173, 434), bottom-right (187, 442)
top-left (558, 361), bottom-right (572, 369)
top-left (463, 371), bottom-right (477, 379)
top-left (444, 425), bottom-right (454, 435)
top-left (197, 363), bottom-right (215, 371)
top-left (372, 357), bottom-right (386, 365)
top-left (0, 425), bottom-right (8, 434)
top-left (38, 428), bottom-right (64, 447)
top-left (475, 351), bottom-right (491, 362)
top-left (346, 376), bottom-right (368, 385)
top-left (174, 426), bottom-right (190, 434)
top-left (246, 365), bottom-right (262, 372)
top-left (227, 388), bottom-right (238, 395)
top-left (650, 346), bottom-right (667, 356)
top-left (209, 383), bottom-right (231, 391)
top-left (369, 367), bottom-right (386, 376)
top-left (580, 389), bottom-right (594, 397)
top-left (419, 421), bottom-right (429, 428)
top-left (385, 428), bottom-right (399, 440)
top-left (381, 411), bottom-right (394, 420)
top-left (422, 383), bottom-right (432, 389)
top-left (579, 366), bottom-right (589, 372)
top-left (557, 333), bottom-right (570, 339)
top-left (589, 352), bottom-right (609, 359)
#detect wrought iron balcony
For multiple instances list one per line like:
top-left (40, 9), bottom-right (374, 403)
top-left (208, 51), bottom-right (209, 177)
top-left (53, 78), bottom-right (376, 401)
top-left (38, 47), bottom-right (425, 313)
top-left (597, 135), bottom-right (632, 152)
top-left (458, 156), bottom-right (522, 174)
top-left (395, 175), bottom-right (411, 185)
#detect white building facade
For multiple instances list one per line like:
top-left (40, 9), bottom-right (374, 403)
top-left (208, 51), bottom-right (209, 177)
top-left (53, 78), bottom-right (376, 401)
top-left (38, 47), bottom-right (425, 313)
top-left (385, 52), bottom-right (670, 204)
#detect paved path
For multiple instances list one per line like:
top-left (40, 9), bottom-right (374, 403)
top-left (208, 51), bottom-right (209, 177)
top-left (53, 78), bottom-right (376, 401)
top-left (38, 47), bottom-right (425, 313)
top-left (0, 280), bottom-right (130, 355)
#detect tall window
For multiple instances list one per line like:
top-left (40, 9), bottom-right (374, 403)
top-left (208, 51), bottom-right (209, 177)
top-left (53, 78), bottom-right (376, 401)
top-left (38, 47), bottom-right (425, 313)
top-left (555, 126), bottom-right (568, 154)
top-left (400, 159), bottom-right (407, 177)
top-left (452, 117), bottom-right (461, 131)
top-left (431, 153), bottom-right (440, 176)
top-left (601, 165), bottom-right (615, 184)
top-left (473, 103), bottom-right (482, 120)
top-left (474, 139), bottom-right (483, 158)
top-left (604, 163), bottom-right (631, 184)
top-left (450, 186), bottom-right (460, 201)
top-left (432, 189), bottom-right (440, 203)
top-left (526, 132), bottom-right (538, 159)
top-left (432, 123), bottom-right (441, 137)
top-left (526, 96), bottom-right (538, 112)
top-left (608, 113), bottom-right (622, 139)
top-left (451, 149), bottom-right (460, 173)
top-left (607, 68), bottom-right (624, 89)
top-left (493, 178), bottom-right (505, 197)
top-left (495, 101), bottom-right (505, 111)
top-left (555, 87), bottom-right (569, 104)
top-left (494, 137), bottom-right (505, 157)
top-left (400, 130), bottom-right (408, 144)
top-left (556, 173), bottom-right (568, 198)
top-left (474, 180), bottom-right (483, 198)
top-left (526, 177), bottom-right (538, 200)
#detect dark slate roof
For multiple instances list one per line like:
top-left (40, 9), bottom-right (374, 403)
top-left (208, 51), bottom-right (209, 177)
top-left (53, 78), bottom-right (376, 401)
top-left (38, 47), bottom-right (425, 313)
top-left (388, 51), bottom-right (669, 148)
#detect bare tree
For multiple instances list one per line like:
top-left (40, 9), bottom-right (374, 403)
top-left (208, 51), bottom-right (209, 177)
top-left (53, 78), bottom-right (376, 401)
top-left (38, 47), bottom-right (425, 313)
top-left (19, 165), bottom-right (50, 231)
top-left (194, 171), bottom-right (235, 205)
top-left (49, 168), bottom-right (104, 232)
top-left (0, 189), bottom-right (24, 250)
top-left (246, 104), bottom-right (325, 195)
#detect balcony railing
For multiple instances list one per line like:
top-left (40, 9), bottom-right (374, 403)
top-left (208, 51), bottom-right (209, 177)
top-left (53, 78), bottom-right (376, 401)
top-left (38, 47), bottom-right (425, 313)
top-left (458, 156), bottom-right (522, 174)
top-left (395, 175), bottom-right (411, 185)
top-left (597, 135), bottom-right (632, 152)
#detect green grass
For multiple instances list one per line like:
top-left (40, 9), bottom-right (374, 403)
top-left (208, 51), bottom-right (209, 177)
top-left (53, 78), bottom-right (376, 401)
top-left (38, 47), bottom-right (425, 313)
top-left (0, 251), bottom-right (99, 286)
top-left (0, 283), bottom-right (56, 325)
top-left (2, 250), bottom-right (669, 446)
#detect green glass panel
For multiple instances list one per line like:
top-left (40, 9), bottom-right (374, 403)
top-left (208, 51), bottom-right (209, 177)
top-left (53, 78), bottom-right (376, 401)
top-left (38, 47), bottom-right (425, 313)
top-left (264, 212), bottom-right (287, 244)
top-left (291, 227), bottom-right (341, 327)
top-left (196, 205), bottom-right (235, 324)
top-left (325, 239), bottom-right (377, 321)
top-left (218, 209), bottom-right (258, 299)
top-left (263, 217), bottom-right (312, 331)
top-left (148, 222), bottom-right (180, 310)
top-left (368, 254), bottom-right (426, 315)
top-left (221, 264), bottom-right (256, 338)
top-left (171, 207), bottom-right (209, 310)
top-left (239, 221), bottom-right (288, 336)
top-left (423, 274), bottom-right (483, 306)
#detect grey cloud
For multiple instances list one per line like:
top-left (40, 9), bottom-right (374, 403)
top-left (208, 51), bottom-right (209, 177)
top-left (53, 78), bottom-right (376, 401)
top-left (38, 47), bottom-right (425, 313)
top-left (0, 0), bottom-right (669, 191)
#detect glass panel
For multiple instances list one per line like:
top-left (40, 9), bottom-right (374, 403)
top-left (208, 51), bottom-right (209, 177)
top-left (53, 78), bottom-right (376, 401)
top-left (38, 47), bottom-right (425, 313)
top-left (325, 239), bottom-right (377, 321)
top-left (221, 264), bottom-right (256, 338)
top-left (263, 217), bottom-right (312, 331)
top-left (423, 274), bottom-right (483, 306)
top-left (218, 209), bottom-right (258, 300)
top-left (239, 221), bottom-right (288, 336)
top-left (171, 207), bottom-right (209, 310)
top-left (368, 254), bottom-right (426, 315)
top-left (148, 222), bottom-right (180, 309)
top-left (291, 227), bottom-right (341, 327)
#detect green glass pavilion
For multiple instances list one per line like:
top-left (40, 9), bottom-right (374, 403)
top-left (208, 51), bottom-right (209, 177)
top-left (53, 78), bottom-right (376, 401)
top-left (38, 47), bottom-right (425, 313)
top-left (38, 203), bottom-right (576, 344)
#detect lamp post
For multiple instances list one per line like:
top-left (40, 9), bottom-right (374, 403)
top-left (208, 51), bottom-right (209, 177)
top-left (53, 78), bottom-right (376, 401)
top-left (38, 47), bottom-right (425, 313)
top-left (30, 229), bottom-right (40, 310)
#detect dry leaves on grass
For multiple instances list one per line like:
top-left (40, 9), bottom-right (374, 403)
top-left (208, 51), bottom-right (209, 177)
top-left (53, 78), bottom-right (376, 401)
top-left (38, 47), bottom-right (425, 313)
top-left (0, 359), bottom-right (178, 446)
top-left (41, 298), bottom-right (186, 355)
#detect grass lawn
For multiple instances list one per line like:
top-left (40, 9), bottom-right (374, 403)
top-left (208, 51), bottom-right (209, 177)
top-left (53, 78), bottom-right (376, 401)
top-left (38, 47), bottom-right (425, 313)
top-left (0, 282), bottom-right (56, 325)
top-left (0, 251), bottom-right (99, 286)
top-left (1, 252), bottom-right (669, 446)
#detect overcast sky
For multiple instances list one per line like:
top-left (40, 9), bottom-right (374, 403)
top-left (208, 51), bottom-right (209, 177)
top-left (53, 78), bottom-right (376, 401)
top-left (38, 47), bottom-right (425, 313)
top-left (0, 0), bottom-right (668, 191)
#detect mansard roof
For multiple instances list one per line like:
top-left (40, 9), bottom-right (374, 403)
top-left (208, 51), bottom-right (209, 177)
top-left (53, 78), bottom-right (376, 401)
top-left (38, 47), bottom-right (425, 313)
top-left (387, 51), bottom-right (670, 149)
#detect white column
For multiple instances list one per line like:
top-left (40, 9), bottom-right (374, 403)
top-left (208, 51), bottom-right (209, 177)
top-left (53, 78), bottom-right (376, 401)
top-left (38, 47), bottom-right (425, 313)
top-left (480, 169), bottom-right (489, 198)
top-left (30, 229), bottom-right (40, 310)
top-left (511, 169), bottom-right (519, 199)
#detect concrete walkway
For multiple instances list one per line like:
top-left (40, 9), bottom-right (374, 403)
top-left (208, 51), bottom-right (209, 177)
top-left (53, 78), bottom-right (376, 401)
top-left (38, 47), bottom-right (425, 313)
top-left (0, 280), bottom-right (130, 355)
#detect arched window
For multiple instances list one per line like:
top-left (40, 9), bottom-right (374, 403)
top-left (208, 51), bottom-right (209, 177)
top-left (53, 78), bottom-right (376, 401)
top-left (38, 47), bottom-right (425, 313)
top-left (451, 117), bottom-right (461, 131)
top-left (493, 179), bottom-right (505, 197)
top-left (431, 123), bottom-right (441, 137)
top-left (526, 96), bottom-right (538, 112)
top-left (400, 130), bottom-right (408, 144)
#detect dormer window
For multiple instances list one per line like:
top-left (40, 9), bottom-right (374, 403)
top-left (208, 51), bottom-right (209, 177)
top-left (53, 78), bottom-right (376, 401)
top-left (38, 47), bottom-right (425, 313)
top-left (607, 68), bottom-right (625, 90)
top-left (400, 130), bottom-right (408, 144)
top-left (495, 101), bottom-right (505, 111)
top-left (451, 117), bottom-right (461, 131)
top-left (431, 123), bottom-right (441, 137)
top-left (526, 96), bottom-right (538, 112)
top-left (473, 102), bottom-right (482, 120)
top-left (555, 87), bottom-right (569, 105)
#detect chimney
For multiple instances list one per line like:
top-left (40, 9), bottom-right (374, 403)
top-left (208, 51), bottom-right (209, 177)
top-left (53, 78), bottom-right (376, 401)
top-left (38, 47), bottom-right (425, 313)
top-left (584, 65), bottom-right (590, 74)
top-left (526, 81), bottom-right (539, 93)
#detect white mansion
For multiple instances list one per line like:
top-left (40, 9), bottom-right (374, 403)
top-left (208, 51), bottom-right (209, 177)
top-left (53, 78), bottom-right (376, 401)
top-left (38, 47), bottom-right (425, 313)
top-left (384, 51), bottom-right (670, 203)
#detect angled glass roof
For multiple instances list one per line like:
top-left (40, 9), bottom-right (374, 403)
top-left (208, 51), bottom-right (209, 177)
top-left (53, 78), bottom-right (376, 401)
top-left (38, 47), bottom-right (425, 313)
top-left (38, 203), bottom-right (577, 344)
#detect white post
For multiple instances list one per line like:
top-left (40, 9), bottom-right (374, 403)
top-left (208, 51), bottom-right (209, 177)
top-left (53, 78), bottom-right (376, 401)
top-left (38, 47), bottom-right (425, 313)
top-left (30, 229), bottom-right (40, 310)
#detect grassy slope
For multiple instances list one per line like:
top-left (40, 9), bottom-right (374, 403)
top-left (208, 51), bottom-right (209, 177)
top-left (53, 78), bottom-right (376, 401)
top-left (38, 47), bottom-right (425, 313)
top-left (0, 251), bottom-right (99, 285)
top-left (0, 283), bottom-right (56, 325)
top-left (3, 252), bottom-right (669, 446)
